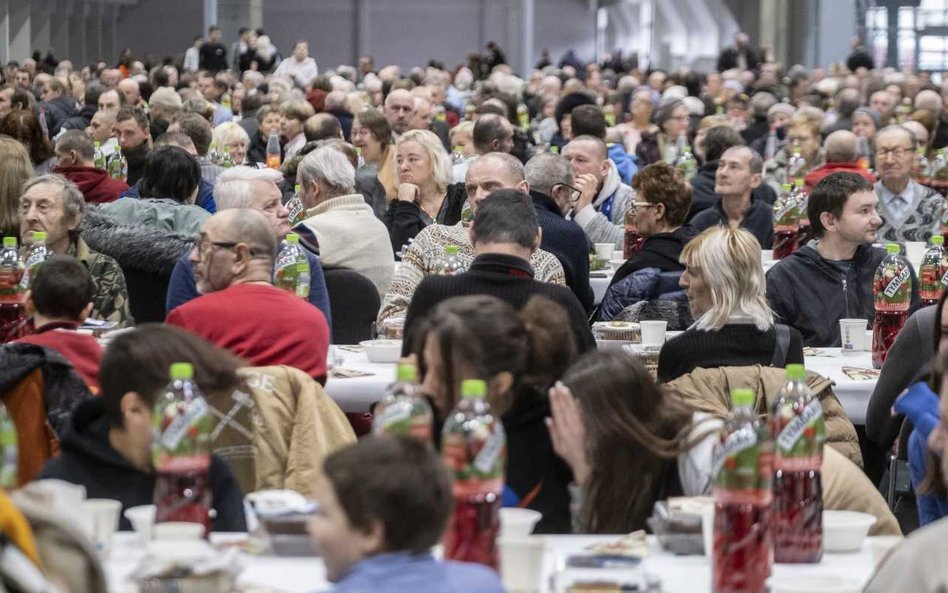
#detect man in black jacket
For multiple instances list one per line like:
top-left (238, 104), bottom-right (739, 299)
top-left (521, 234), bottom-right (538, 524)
top-left (524, 153), bottom-right (594, 312)
top-left (766, 172), bottom-right (918, 347)
top-left (38, 325), bottom-right (246, 532)
top-left (691, 126), bottom-right (776, 220)
top-left (402, 189), bottom-right (594, 355)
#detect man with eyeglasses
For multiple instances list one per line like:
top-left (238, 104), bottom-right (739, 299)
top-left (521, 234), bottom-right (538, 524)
top-left (166, 208), bottom-right (330, 383)
top-left (873, 125), bottom-right (942, 242)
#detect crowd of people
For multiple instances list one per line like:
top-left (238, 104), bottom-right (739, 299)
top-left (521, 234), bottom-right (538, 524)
top-left (2, 25), bottom-right (948, 590)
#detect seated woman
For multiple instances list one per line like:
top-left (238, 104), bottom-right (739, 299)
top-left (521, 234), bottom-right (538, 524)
top-left (547, 349), bottom-right (721, 533)
top-left (657, 226), bottom-right (803, 383)
top-left (383, 129), bottom-right (465, 254)
top-left (599, 162), bottom-right (694, 321)
top-left (352, 108), bottom-right (398, 208)
top-left (412, 294), bottom-right (577, 533)
top-left (212, 122), bottom-right (250, 166)
top-left (634, 99), bottom-right (690, 167)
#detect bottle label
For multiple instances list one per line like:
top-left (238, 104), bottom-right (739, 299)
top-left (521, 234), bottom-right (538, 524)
top-left (776, 399), bottom-right (823, 455)
top-left (160, 397), bottom-right (209, 450)
top-left (473, 428), bottom-right (505, 476)
top-left (287, 196), bottom-right (304, 225)
top-left (883, 266), bottom-right (910, 298)
top-left (381, 404), bottom-right (412, 429)
top-left (712, 430), bottom-right (757, 476)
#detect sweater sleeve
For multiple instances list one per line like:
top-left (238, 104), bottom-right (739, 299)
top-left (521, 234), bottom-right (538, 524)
top-left (383, 200), bottom-right (428, 255)
top-left (573, 205), bottom-right (625, 248)
top-left (306, 253), bottom-right (333, 332)
top-left (377, 243), bottom-right (427, 323)
top-left (210, 454), bottom-right (248, 532)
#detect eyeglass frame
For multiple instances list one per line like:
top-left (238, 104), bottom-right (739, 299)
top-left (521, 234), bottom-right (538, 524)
top-left (874, 146), bottom-right (915, 160)
top-left (554, 182), bottom-right (584, 203)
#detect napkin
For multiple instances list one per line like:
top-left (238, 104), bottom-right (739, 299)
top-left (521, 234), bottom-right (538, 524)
top-left (584, 530), bottom-right (649, 558)
top-left (330, 368), bottom-right (374, 378)
top-left (842, 366), bottom-right (880, 381)
top-left (336, 345), bottom-right (366, 353)
top-left (802, 347), bottom-right (828, 357)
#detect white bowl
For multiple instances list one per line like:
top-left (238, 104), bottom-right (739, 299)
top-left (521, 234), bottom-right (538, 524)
top-left (823, 510), bottom-right (876, 552)
top-left (359, 339), bottom-right (403, 363)
top-left (768, 574), bottom-right (863, 593)
top-left (153, 521), bottom-right (205, 541)
top-left (499, 508), bottom-right (542, 537)
top-left (124, 504), bottom-right (156, 542)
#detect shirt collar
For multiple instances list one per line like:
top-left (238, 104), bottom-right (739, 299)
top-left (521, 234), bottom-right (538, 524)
top-left (469, 252), bottom-right (535, 278)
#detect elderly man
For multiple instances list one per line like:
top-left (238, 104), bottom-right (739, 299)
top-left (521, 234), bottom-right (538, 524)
top-left (295, 146), bottom-right (394, 297)
top-left (117, 78), bottom-right (141, 108)
top-left (165, 166), bottom-right (331, 325)
top-left (383, 89), bottom-right (416, 138)
top-left (562, 135), bottom-right (635, 248)
top-left (873, 125), bottom-right (942, 242)
top-left (53, 131), bottom-right (128, 203)
top-left (803, 130), bottom-right (877, 192)
top-left (690, 145), bottom-right (773, 248)
top-left (19, 175), bottom-right (131, 327)
top-left (377, 152), bottom-right (565, 323)
top-left (870, 90), bottom-right (897, 126)
top-left (147, 87), bottom-right (182, 139)
top-left (166, 208), bottom-right (330, 382)
top-left (452, 114), bottom-right (514, 183)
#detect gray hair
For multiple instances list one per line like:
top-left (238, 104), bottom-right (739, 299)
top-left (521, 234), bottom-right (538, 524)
top-left (524, 153), bottom-right (573, 195)
top-left (21, 173), bottom-right (86, 227)
top-left (298, 146), bottom-right (356, 195)
top-left (55, 130), bottom-right (95, 162)
top-left (149, 86), bottom-right (183, 112)
top-left (214, 166), bottom-right (284, 210)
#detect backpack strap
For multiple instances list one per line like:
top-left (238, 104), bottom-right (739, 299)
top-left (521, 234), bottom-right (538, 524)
top-left (771, 324), bottom-right (790, 367)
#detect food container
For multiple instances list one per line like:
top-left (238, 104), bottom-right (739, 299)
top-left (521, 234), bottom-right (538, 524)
top-left (375, 317), bottom-right (405, 340)
top-left (592, 322), bottom-right (640, 350)
top-left (823, 510), bottom-right (875, 552)
top-left (360, 339), bottom-right (403, 363)
top-left (646, 499), bottom-right (706, 555)
top-left (260, 513), bottom-right (317, 557)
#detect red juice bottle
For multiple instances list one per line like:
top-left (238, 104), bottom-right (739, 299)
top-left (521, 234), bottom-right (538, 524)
top-left (772, 183), bottom-right (799, 260)
top-left (152, 363), bottom-right (213, 535)
top-left (919, 235), bottom-right (947, 307)
top-left (712, 388), bottom-right (773, 593)
top-left (624, 208), bottom-right (643, 258)
top-left (793, 180), bottom-right (812, 247)
top-left (372, 363), bottom-right (433, 443)
top-left (770, 364), bottom-right (824, 563)
top-left (0, 237), bottom-right (26, 343)
top-left (872, 244), bottom-right (912, 369)
top-left (441, 379), bottom-right (506, 569)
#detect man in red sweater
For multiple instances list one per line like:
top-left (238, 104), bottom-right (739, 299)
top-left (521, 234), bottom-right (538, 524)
top-left (53, 130), bottom-right (128, 204)
top-left (803, 130), bottom-right (876, 193)
top-left (17, 255), bottom-right (104, 391)
top-left (166, 208), bottom-right (330, 382)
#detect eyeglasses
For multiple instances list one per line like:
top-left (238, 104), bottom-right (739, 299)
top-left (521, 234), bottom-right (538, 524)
top-left (875, 146), bottom-right (914, 159)
top-left (555, 183), bottom-right (583, 202)
top-left (630, 201), bottom-right (658, 210)
top-left (196, 236), bottom-right (240, 256)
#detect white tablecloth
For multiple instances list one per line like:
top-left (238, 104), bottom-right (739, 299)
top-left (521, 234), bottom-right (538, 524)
top-left (803, 348), bottom-right (877, 425)
top-left (324, 349), bottom-right (398, 413)
top-left (106, 532), bottom-right (881, 593)
top-left (590, 271), bottom-right (613, 305)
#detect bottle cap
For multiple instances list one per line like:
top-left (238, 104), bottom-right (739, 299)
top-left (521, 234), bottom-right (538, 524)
top-left (785, 364), bottom-right (806, 380)
top-left (461, 379), bottom-right (487, 399)
top-left (33, 231), bottom-right (47, 241)
top-left (294, 184), bottom-right (300, 193)
top-left (454, 145), bottom-right (463, 152)
top-left (886, 243), bottom-right (900, 254)
top-left (445, 244), bottom-right (460, 255)
top-left (355, 147), bottom-right (362, 155)
top-left (731, 388), bottom-right (754, 407)
top-left (169, 362), bottom-right (194, 380)
top-left (683, 145), bottom-right (691, 152)
top-left (781, 183), bottom-right (792, 191)
top-left (793, 178), bottom-right (804, 187)
top-left (932, 235), bottom-right (944, 246)
top-left (396, 363), bottom-right (417, 382)
top-left (286, 233), bottom-right (300, 243)
top-left (2, 237), bottom-right (15, 248)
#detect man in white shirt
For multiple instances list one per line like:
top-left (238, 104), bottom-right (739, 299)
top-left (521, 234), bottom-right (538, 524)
top-left (274, 41), bottom-right (319, 89)
top-left (183, 37), bottom-right (202, 73)
top-left (873, 125), bottom-right (942, 242)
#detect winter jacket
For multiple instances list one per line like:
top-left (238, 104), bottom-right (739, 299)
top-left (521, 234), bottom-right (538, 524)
top-left (42, 96), bottom-right (78, 139)
top-left (0, 343), bottom-right (93, 485)
top-left (690, 161), bottom-right (779, 220)
top-left (383, 182), bottom-right (467, 255)
top-left (122, 143), bottom-right (150, 187)
top-left (599, 267), bottom-right (686, 322)
top-left (238, 366), bottom-right (356, 497)
top-left (55, 165), bottom-right (127, 204)
top-left (69, 236), bottom-right (133, 327)
top-left (80, 205), bottom-right (194, 276)
top-left (59, 104), bottom-right (96, 135)
top-left (765, 242), bottom-right (919, 347)
top-left (102, 196), bottom-right (210, 237)
top-left (607, 142), bottom-right (637, 185)
top-left (121, 178), bottom-right (217, 214)
top-left (531, 190), bottom-right (594, 312)
top-left (609, 226), bottom-right (692, 288)
top-left (38, 397), bottom-right (247, 532)
top-left (804, 162), bottom-right (876, 193)
top-left (571, 160), bottom-right (635, 248)
top-left (688, 197), bottom-right (774, 248)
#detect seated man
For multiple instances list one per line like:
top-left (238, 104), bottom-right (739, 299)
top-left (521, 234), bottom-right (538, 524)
top-left (403, 189), bottom-right (594, 354)
top-left (18, 256), bottom-right (104, 391)
top-left (562, 135), bottom-right (634, 248)
top-left (803, 130), bottom-right (876, 192)
top-left (295, 145), bottom-right (394, 298)
top-left (20, 174), bottom-right (132, 327)
top-left (766, 171), bottom-right (919, 346)
top-left (166, 208), bottom-right (330, 383)
top-left (37, 324), bottom-right (247, 532)
top-left (310, 436), bottom-right (504, 593)
top-left (165, 166), bottom-right (331, 326)
top-left (377, 153), bottom-right (565, 323)
top-left (53, 130), bottom-right (127, 203)
top-left (103, 145), bottom-right (210, 236)
top-left (873, 125), bottom-right (942, 242)
top-left (689, 145), bottom-right (773, 248)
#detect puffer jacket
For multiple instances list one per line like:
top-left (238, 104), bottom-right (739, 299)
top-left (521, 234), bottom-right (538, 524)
top-left (42, 95), bottom-right (78, 139)
top-left (80, 205), bottom-right (194, 275)
top-left (599, 267), bottom-right (685, 322)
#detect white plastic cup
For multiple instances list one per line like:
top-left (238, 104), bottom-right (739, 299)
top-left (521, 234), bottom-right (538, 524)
top-left (81, 498), bottom-right (122, 556)
top-left (499, 507), bottom-right (542, 538)
top-left (839, 318), bottom-right (869, 353)
top-left (498, 536), bottom-right (545, 593)
top-left (124, 505), bottom-right (156, 545)
top-left (761, 249), bottom-right (774, 263)
top-left (32, 479), bottom-right (86, 510)
top-left (594, 243), bottom-right (613, 260)
top-left (153, 521), bottom-right (205, 541)
top-left (640, 320), bottom-right (668, 347)
top-left (701, 505), bottom-right (714, 557)
top-left (612, 250), bottom-right (625, 262)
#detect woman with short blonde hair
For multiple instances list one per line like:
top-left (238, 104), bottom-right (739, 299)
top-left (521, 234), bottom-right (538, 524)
top-left (212, 122), bottom-right (251, 166)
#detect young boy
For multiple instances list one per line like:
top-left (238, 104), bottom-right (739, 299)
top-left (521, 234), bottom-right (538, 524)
top-left (309, 437), bottom-right (505, 592)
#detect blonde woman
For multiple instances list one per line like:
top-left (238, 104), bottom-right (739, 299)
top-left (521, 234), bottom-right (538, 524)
top-left (0, 137), bottom-right (33, 238)
top-left (383, 129), bottom-right (465, 252)
top-left (212, 122), bottom-right (250, 166)
top-left (657, 226), bottom-right (804, 382)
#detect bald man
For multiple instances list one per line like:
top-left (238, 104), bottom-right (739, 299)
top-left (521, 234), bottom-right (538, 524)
top-left (803, 130), bottom-right (877, 192)
top-left (166, 208), bottom-right (331, 382)
top-left (383, 88), bottom-right (416, 137)
top-left (562, 135), bottom-right (634, 248)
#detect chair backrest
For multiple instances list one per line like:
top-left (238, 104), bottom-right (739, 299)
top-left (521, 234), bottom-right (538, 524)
top-left (122, 266), bottom-right (173, 323)
top-left (322, 267), bottom-right (381, 344)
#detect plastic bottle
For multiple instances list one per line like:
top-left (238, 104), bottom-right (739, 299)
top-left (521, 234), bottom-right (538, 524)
top-left (517, 104), bottom-right (530, 130)
top-left (372, 363), bottom-right (433, 442)
top-left (441, 379), bottom-right (506, 569)
top-left (932, 148), bottom-right (948, 181)
top-left (786, 144), bottom-right (806, 184)
top-left (208, 142), bottom-right (221, 165)
top-left (356, 147), bottom-right (365, 169)
top-left (273, 233), bottom-right (311, 298)
top-left (93, 140), bottom-right (106, 170)
top-left (914, 146), bottom-right (929, 182)
top-left (452, 145), bottom-right (466, 165)
top-left (0, 237), bottom-right (25, 343)
top-left (433, 245), bottom-right (465, 276)
top-left (675, 143), bottom-right (697, 181)
top-left (919, 235), bottom-right (947, 307)
top-left (856, 136), bottom-right (871, 170)
top-left (872, 243), bottom-right (912, 369)
top-left (763, 125), bottom-right (778, 161)
top-left (108, 146), bottom-right (126, 180)
top-left (460, 201), bottom-right (474, 223)
top-left (18, 231), bottom-right (51, 292)
top-left (770, 364), bottom-right (824, 564)
top-left (286, 184), bottom-right (305, 226)
top-left (266, 132), bottom-right (282, 169)
top-left (772, 183), bottom-right (799, 260)
top-left (712, 388), bottom-right (773, 593)
top-left (0, 402), bottom-right (17, 489)
top-left (793, 179), bottom-right (812, 247)
top-left (152, 363), bottom-right (213, 533)
top-left (624, 208), bottom-right (644, 258)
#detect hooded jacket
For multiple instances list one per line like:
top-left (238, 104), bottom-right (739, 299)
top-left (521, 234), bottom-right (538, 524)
top-left (80, 206), bottom-right (194, 275)
top-left (59, 103), bottom-right (97, 134)
top-left (38, 397), bottom-right (247, 532)
top-left (571, 160), bottom-right (635, 248)
top-left (765, 242), bottom-right (919, 347)
top-left (55, 165), bottom-right (128, 204)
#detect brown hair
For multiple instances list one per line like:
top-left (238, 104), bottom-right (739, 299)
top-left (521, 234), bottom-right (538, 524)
top-left (631, 162), bottom-right (692, 227)
top-left (354, 108), bottom-right (392, 149)
top-left (0, 136), bottom-right (32, 237)
top-left (0, 110), bottom-right (53, 166)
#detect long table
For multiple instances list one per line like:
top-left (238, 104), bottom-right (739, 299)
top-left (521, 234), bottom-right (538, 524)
top-left (105, 532), bottom-right (884, 593)
top-left (324, 347), bottom-right (879, 424)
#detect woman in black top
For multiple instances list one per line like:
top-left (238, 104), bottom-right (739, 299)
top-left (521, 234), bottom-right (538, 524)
top-left (657, 226), bottom-right (804, 382)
